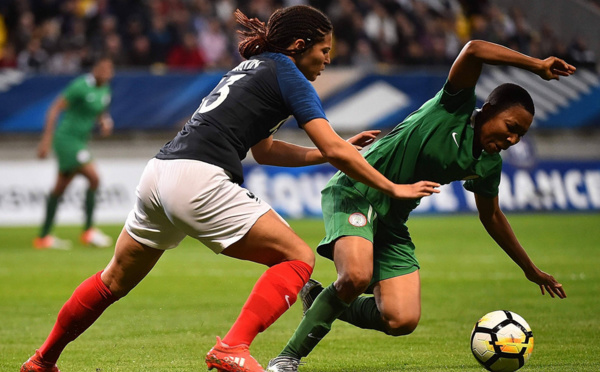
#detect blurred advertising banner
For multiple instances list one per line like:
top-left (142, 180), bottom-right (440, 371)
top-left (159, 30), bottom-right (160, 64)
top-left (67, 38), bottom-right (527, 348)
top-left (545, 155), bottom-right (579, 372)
top-left (243, 161), bottom-right (600, 218)
top-left (0, 159), bottom-right (146, 226)
top-left (0, 160), bottom-right (598, 226)
top-left (2, 68), bottom-right (599, 133)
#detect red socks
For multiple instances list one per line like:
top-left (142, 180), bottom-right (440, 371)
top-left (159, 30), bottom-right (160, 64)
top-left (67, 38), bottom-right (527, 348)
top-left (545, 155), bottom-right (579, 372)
top-left (37, 271), bottom-right (118, 364)
top-left (33, 261), bottom-right (312, 363)
top-left (223, 260), bottom-right (312, 346)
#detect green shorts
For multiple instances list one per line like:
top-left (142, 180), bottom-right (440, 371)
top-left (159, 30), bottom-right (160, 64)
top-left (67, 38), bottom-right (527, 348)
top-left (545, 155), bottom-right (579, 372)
top-left (316, 185), bottom-right (419, 285)
top-left (53, 136), bottom-right (92, 173)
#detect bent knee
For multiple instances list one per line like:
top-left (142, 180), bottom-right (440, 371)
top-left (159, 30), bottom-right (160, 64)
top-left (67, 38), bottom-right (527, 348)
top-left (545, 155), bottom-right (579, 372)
top-left (295, 249), bottom-right (315, 269)
top-left (384, 317), bottom-right (420, 336)
top-left (335, 273), bottom-right (372, 297)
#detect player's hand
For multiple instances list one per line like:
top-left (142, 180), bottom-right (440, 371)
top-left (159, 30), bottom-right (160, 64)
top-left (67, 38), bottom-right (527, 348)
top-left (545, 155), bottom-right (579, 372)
top-left (37, 140), bottom-right (50, 159)
top-left (525, 268), bottom-right (566, 299)
top-left (390, 181), bottom-right (440, 199)
top-left (536, 57), bottom-right (576, 81)
top-left (99, 116), bottom-right (114, 137)
top-left (346, 130), bottom-right (381, 150)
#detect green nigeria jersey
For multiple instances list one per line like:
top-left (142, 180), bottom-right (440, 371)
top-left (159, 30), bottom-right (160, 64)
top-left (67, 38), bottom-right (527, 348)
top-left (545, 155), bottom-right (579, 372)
top-left (54, 74), bottom-right (111, 142)
top-left (328, 81), bottom-right (502, 225)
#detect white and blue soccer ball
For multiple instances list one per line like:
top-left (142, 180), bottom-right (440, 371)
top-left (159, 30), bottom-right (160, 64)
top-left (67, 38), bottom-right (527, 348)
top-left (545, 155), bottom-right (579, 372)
top-left (471, 310), bottom-right (534, 372)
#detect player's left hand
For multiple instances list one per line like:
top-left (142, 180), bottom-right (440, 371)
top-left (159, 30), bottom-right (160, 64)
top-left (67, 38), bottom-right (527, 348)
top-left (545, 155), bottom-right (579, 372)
top-left (537, 57), bottom-right (576, 81)
top-left (347, 130), bottom-right (381, 150)
top-left (526, 268), bottom-right (566, 299)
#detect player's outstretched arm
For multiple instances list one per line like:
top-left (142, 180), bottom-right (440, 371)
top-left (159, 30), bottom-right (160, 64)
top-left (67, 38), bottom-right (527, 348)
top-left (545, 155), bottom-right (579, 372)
top-left (474, 193), bottom-right (566, 299)
top-left (38, 96), bottom-right (68, 159)
top-left (447, 40), bottom-right (576, 93)
top-left (250, 129), bottom-right (381, 167)
top-left (303, 118), bottom-right (440, 199)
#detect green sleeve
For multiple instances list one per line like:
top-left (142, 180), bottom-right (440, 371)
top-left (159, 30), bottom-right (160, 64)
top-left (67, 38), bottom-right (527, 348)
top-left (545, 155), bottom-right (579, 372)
top-left (439, 80), bottom-right (476, 114)
top-left (463, 159), bottom-right (502, 198)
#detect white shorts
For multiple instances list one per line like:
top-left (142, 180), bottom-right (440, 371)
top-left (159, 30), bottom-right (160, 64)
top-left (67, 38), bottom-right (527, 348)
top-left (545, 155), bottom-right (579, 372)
top-left (125, 158), bottom-right (272, 253)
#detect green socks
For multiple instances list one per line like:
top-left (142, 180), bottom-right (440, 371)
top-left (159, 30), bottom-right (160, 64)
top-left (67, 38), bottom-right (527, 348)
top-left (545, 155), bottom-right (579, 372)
top-left (339, 295), bottom-right (389, 334)
top-left (278, 284), bottom-right (391, 360)
top-left (279, 284), bottom-right (349, 359)
top-left (40, 194), bottom-right (59, 237)
top-left (84, 188), bottom-right (96, 230)
top-left (39, 188), bottom-right (97, 237)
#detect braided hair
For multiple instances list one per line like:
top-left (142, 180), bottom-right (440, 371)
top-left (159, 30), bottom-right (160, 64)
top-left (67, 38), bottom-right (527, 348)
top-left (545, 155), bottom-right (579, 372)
top-left (236, 5), bottom-right (333, 60)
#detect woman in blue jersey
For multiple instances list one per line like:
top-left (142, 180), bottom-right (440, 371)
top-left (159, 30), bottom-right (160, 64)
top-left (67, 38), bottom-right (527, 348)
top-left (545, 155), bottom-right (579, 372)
top-left (21, 6), bottom-right (439, 372)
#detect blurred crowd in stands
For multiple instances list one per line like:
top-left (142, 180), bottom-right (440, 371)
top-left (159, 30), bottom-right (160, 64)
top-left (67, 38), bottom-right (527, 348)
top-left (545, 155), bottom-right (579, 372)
top-left (0, 0), bottom-right (597, 74)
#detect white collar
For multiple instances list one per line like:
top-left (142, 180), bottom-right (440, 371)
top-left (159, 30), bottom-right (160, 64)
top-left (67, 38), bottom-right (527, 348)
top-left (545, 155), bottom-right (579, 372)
top-left (84, 73), bottom-right (98, 87)
top-left (470, 108), bottom-right (481, 128)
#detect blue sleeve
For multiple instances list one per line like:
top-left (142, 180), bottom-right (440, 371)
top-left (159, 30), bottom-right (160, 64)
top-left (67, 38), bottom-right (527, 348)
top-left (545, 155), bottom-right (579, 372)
top-left (271, 54), bottom-right (327, 127)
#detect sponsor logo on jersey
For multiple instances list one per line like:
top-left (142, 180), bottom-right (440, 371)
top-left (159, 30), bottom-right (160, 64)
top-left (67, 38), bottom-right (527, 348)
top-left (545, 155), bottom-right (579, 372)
top-left (348, 212), bottom-right (367, 227)
top-left (452, 132), bottom-right (460, 147)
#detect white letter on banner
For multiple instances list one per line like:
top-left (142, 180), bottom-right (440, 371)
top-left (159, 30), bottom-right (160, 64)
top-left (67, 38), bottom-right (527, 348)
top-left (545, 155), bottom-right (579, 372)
top-left (498, 173), bottom-right (514, 210)
top-left (535, 170), bottom-right (567, 210)
top-left (584, 170), bottom-right (600, 208)
top-left (272, 173), bottom-right (304, 218)
top-left (432, 183), bottom-right (458, 211)
top-left (564, 170), bottom-right (588, 209)
top-left (514, 170), bottom-right (541, 210)
top-left (299, 172), bottom-right (334, 215)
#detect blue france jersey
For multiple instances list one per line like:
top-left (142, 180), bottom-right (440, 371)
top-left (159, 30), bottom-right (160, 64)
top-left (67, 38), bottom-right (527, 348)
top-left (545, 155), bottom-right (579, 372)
top-left (156, 52), bottom-right (327, 184)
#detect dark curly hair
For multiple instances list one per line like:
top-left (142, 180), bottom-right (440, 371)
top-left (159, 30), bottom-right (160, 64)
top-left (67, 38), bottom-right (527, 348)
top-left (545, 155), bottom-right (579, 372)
top-left (235, 5), bottom-right (333, 60)
top-left (485, 83), bottom-right (535, 118)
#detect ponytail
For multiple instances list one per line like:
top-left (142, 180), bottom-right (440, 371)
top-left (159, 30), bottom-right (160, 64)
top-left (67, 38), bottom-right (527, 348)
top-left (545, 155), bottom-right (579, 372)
top-left (236, 5), bottom-right (332, 60)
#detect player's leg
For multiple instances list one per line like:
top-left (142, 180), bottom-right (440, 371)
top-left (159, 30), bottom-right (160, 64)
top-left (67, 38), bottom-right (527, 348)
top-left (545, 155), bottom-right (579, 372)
top-left (270, 236), bottom-right (373, 370)
top-left (222, 209), bottom-right (315, 341)
top-left (206, 210), bottom-right (314, 372)
top-left (372, 270), bottom-right (421, 335)
top-left (34, 171), bottom-right (75, 250)
top-left (77, 162), bottom-right (112, 247)
top-left (269, 185), bottom-right (376, 371)
top-left (22, 229), bottom-right (164, 371)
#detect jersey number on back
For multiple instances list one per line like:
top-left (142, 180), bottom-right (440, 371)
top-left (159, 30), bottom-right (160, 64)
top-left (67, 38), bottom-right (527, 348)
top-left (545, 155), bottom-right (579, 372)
top-left (198, 74), bottom-right (246, 114)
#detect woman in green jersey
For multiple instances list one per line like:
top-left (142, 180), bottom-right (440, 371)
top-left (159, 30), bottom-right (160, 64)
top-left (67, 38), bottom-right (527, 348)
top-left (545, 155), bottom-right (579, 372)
top-left (35, 57), bottom-right (115, 249)
top-left (268, 40), bottom-right (575, 371)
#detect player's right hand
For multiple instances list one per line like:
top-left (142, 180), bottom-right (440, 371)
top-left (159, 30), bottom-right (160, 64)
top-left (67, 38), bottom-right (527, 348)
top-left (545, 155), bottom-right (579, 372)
top-left (525, 268), bottom-right (567, 299)
top-left (391, 181), bottom-right (440, 199)
top-left (536, 57), bottom-right (576, 80)
top-left (37, 142), bottom-right (50, 159)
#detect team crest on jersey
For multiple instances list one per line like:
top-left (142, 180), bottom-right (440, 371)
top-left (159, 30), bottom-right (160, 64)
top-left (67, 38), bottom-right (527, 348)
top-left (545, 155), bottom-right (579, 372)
top-left (348, 213), bottom-right (367, 227)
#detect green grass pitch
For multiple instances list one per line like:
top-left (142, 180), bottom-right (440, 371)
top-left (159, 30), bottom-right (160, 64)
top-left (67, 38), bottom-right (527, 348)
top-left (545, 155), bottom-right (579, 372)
top-left (1, 213), bottom-right (599, 371)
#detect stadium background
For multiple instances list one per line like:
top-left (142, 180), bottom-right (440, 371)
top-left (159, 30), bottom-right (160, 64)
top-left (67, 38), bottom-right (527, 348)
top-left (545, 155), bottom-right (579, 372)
top-left (1, 0), bottom-right (599, 225)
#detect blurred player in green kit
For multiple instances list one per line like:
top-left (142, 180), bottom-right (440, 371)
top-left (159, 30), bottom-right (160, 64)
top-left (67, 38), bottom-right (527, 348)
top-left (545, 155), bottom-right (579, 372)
top-left (34, 57), bottom-right (115, 249)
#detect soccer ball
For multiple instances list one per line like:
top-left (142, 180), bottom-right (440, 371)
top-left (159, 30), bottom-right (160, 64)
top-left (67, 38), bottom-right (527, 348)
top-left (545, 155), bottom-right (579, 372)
top-left (470, 310), bottom-right (534, 372)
